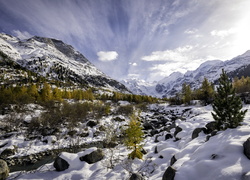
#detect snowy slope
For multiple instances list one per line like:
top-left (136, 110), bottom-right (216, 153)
top-left (155, 50), bottom-right (250, 97)
top-left (122, 78), bottom-right (159, 97)
top-left (0, 33), bottom-right (129, 92)
top-left (6, 104), bottom-right (250, 180)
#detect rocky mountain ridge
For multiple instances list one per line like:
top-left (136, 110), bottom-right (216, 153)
top-left (124, 50), bottom-right (250, 98)
top-left (0, 33), bottom-right (129, 92)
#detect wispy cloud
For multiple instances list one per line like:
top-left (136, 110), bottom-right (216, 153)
top-left (97, 51), bottom-right (118, 62)
top-left (210, 28), bottom-right (237, 38)
top-left (12, 30), bottom-right (33, 40)
top-left (141, 46), bottom-right (193, 62)
top-left (0, 0), bottom-right (250, 81)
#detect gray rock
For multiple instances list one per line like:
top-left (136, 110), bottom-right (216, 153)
top-left (165, 134), bottom-right (173, 140)
top-left (53, 156), bottom-right (70, 171)
top-left (129, 173), bottom-right (145, 180)
top-left (79, 149), bottom-right (104, 164)
top-left (174, 126), bottom-right (182, 138)
top-left (86, 120), bottom-right (97, 128)
top-left (143, 122), bottom-right (154, 130)
top-left (243, 137), bottom-right (250, 160)
top-left (162, 166), bottom-right (176, 180)
top-left (205, 121), bottom-right (217, 134)
top-left (192, 128), bottom-right (205, 139)
top-left (150, 129), bottom-right (159, 136)
top-left (0, 159), bottom-right (9, 180)
top-left (170, 155), bottom-right (177, 166)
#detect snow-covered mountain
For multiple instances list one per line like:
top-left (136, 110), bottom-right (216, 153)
top-left (121, 78), bottom-right (159, 97)
top-left (156, 50), bottom-right (250, 97)
top-left (127, 50), bottom-right (250, 98)
top-left (0, 33), bottom-right (129, 92)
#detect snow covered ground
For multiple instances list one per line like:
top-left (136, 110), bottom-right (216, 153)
top-left (4, 103), bottom-right (250, 180)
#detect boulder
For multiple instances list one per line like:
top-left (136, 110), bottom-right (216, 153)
top-left (165, 134), bottom-right (173, 140)
top-left (143, 122), bottom-right (154, 130)
top-left (86, 120), bottom-right (97, 128)
top-left (0, 159), bottom-right (9, 180)
top-left (129, 173), bottom-right (145, 180)
top-left (53, 156), bottom-right (70, 171)
top-left (162, 166), bottom-right (176, 180)
top-left (192, 128), bottom-right (206, 139)
top-left (174, 126), bottom-right (182, 138)
top-left (205, 121), bottom-right (217, 134)
top-left (243, 137), bottom-right (250, 160)
top-left (79, 149), bottom-right (104, 164)
top-left (170, 155), bottom-right (177, 166)
top-left (150, 129), bottom-right (159, 136)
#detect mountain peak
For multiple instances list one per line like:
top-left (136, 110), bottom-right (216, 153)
top-left (0, 33), bottom-right (129, 93)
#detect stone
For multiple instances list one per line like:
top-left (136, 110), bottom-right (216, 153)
top-left (86, 120), bottom-right (97, 128)
top-left (154, 135), bottom-right (160, 143)
top-left (79, 149), bottom-right (104, 164)
top-left (170, 155), bottom-right (177, 166)
top-left (162, 166), bottom-right (176, 180)
top-left (165, 134), bottom-right (173, 140)
top-left (143, 122), bottom-right (154, 130)
top-left (150, 129), bottom-right (159, 136)
top-left (53, 156), bottom-right (70, 171)
top-left (154, 146), bottom-right (158, 154)
top-left (129, 173), bottom-right (145, 180)
top-left (243, 137), bottom-right (250, 160)
top-left (192, 128), bottom-right (205, 139)
top-left (205, 121), bottom-right (217, 134)
top-left (141, 148), bottom-right (147, 155)
top-left (174, 126), bottom-right (182, 138)
top-left (0, 159), bottom-right (9, 180)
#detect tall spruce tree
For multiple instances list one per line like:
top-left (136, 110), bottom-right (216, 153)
top-left (211, 69), bottom-right (247, 130)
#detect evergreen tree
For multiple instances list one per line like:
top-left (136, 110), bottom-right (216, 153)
top-left (200, 78), bottom-right (214, 105)
top-left (211, 69), bottom-right (247, 130)
top-left (124, 111), bottom-right (144, 159)
top-left (182, 83), bottom-right (192, 105)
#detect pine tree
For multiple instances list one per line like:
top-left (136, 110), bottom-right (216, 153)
top-left (200, 78), bottom-right (214, 105)
top-left (182, 83), bottom-right (192, 105)
top-left (211, 69), bottom-right (247, 130)
top-left (124, 111), bottom-right (144, 159)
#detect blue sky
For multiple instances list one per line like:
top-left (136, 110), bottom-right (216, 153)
top-left (0, 0), bottom-right (250, 81)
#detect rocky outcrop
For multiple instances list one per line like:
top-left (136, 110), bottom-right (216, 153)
top-left (79, 149), bottom-right (104, 164)
top-left (53, 156), bottom-right (69, 171)
top-left (0, 159), bottom-right (9, 180)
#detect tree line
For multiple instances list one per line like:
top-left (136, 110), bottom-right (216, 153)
top-left (170, 75), bottom-right (250, 105)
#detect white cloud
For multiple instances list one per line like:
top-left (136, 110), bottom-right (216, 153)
top-left (12, 30), bottom-right (33, 40)
top-left (210, 28), bottom-right (237, 38)
top-left (141, 45), bottom-right (193, 61)
top-left (97, 51), bottom-right (118, 61)
top-left (129, 62), bottom-right (137, 66)
top-left (184, 28), bottom-right (198, 34)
